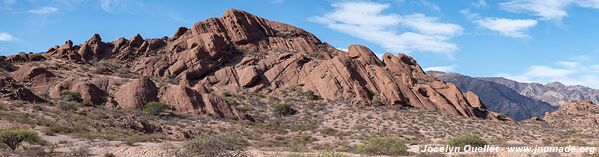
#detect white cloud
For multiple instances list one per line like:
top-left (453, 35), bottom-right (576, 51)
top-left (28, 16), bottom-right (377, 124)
top-left (28, 6), bottom-right (59, 14)
top-left (500, 0), bottom-right (599, 20)
top-left (0, 32), bottom-right (16, 41)
top-left (557, 61), bottom-right (580, 68)
top-left (100, 0), bottom-right (142, 13)
top-left (472, 0), bottom-right (488, 7)
top-left (498, 57), bottom-right (599, 88)
top-left (401, 14), bottom-right (463, 36)
top-left (423, 65), bottom-right (456, 72)
top-left (311, 2), bottom-right (462, 55)
top-left (335, 47), bottom-right (348, 52)
top-left (575, 0), bottom-right (599, 8)
top-left (474, 17), bottom-right (538, 38)
top-left (526, 65), bottom-right (575, 78)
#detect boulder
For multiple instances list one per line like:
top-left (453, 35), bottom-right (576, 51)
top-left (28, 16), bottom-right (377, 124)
top-left (72, 83), bottom-right (108, 106)
top-left (114, 77), bottom-right (159, 109)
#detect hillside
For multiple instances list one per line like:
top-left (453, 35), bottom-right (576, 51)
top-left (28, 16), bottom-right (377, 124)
top-left (430, 71), bottom-right (557, 120)
top-left (480, 77), bottom-right (599, 106)
top-left (0, 9), bottom-right (597, 157)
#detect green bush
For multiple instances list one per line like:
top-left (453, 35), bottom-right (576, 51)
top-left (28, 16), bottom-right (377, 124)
top-left (447, 135), bottom-right (487, 149)
top-left (272, 103), bottom-right (296, 116)
top-left (60, 90), bottom-right (82, 102)
top-left (495, 114), bottom-right (509, 121)
top-left (0, 128), bottom-right (40, 151)
top-left (305, 90), bottom-right (320, 100)
top-left (180, 132), bottom-right (249, 157)
top-left (0, 67), bottom-right (6, 73)
top-left (58, 101), bottom-right (83, 111)
top-left (222, 91), bottom-right (232, 97)
top-left (356, 137), bottom-right (408, 156)
top-left (144, 102), bottom-right (171, 116)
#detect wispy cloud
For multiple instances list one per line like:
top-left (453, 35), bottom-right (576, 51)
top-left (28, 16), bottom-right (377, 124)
top-left (475, 17), bottom-right (538, 38)
top-left (28, 6), bottom-right (59, 14)
top-left (472, 0), bottom-right (488, 8)
top-left (100, 0), bottom-right (143, 13)
top-left (500, 0), bottom-right (599, 20)
top-left (310, 2), bottom-right (462, 56)
top-left (498, 57), bottom-right (599, 88)
top-left (0, 32), bottom-right (16, 41)
top-left (423, 65), bottom-right (457, 72)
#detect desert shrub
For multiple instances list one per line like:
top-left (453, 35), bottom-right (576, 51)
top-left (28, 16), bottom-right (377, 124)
top-left (320, 151), bottom-right (349, 157)
top-left (272, 103), bottom-right (296, 116)
top-left (495, 114), bottom-right (509, 121)
top-left (0, 67), bottom-right (6, 73)
top-left (447, 135), bottom-right (487, 149)
top-left (144, 102), bottom-right (171, 116)
top-left (356, 137), bottom-right (408, 156)
top-left (319, 128), bottom-right (339, 136)
top-left (58, 101), bottom-right (83, 111)
top-left (60, 90), bottom-right (82, 102)
top-left (180, 132), bottom-right (249, 157)
top-left (222, 91), bottom-right (232, 97)
top-left (305, 90), bottom-right (320, 100)
top-left (0, 128), bottom-right (40, 151)
top-left (67, 146), bottom-right (89, 157)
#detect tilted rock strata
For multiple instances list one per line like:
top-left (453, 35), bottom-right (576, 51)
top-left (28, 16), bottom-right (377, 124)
top-left (1, 9), bottom-right (496, 120)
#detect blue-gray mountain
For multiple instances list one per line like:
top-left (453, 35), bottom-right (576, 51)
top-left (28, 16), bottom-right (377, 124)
top-left (478, 77), bottom-right (599, 106)
top-left (429, 71), bottom-right (558, 120)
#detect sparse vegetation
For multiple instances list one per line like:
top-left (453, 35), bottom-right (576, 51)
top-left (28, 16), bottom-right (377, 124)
top-left (495, 114), bottom-right (509, 121)
top-left (144, 102), bottom-right (172, 116)
top-left (273, 103), bottom-right (296, 116)
top-left (305, 90), bottom-right (320, 100)
top-left (223, 91), bottom-right (232, 97)
top-left (447, 135), bottom-right (487, 149)
top-left (355, 137), bottom-right (408, 156)
top-left (60, 90), bottom-right (82, 102)
top-left (179, 132), bottom-right (249, 157)
top-left (0, 128), bottom-right (40, 151)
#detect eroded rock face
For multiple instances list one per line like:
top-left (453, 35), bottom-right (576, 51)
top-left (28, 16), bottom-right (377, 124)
top-left (159, 85), bottom-right (247, 119)
top-left (72, 83), bottom-right (108, 106)
top-left (0, 74), bottom-right (45, 103)
top-left (10, 65), bottom-right (56, 92)
top-left (544, 101), bottom-right (599, 127)
top-left (114, 77), bottom-right (159, 109)
top-left (0, 9), bottom-right (496, 120)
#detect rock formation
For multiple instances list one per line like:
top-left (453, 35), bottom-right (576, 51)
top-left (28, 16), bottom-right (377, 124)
top-left (0, 74), bottom-right (45, 103)
top-left (0, 9), bottom-right (498, 120)
top-left (544, 100), bottom-right (599, 127)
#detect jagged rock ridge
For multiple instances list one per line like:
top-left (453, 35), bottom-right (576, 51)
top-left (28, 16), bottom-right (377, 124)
top-left (0, 9), bottom-right (497, 120)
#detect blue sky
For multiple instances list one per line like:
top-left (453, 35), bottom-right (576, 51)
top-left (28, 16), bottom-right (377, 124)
top-left (1, 0), bottom-right (599, 88)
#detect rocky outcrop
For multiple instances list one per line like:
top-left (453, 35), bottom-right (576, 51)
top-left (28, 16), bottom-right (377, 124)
top-left (544, 101), bottom-right (599, 127)
top-left (0, 74), bottom-right (45, 103)
top-left (0, 9), bottom-right (497, 120)
top-left (10, 65), bottom-right (56, 91)
top-left (114, 78), bottom-right (159, 109)
top-left (72, 83), bottom-right (108, 106)
top-left (159, 85), bottom-right (247, 119)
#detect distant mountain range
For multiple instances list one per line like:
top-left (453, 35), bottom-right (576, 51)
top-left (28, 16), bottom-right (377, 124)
top-left (478, 77), bottom-right (599, 106)
top-left (429, 71), bottom-right (557, 120)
